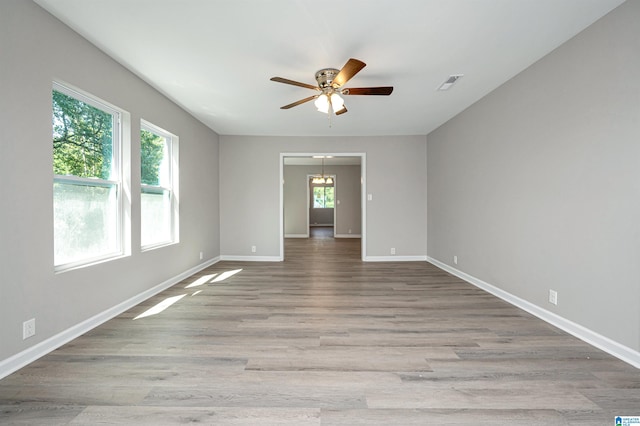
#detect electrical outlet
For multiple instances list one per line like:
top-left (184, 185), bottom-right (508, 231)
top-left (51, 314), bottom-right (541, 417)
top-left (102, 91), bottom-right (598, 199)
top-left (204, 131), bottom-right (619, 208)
top-left (390, 247), bottom-right (396, 255)
top-left (251, 246), bottom-right (257, 253)
top-left (199, 251), bottom-right (203, 260)
top-left (549, 289), bottom-right (558, 306)
top-left (23, 318), bottom-right (35, 340)
top-left (454, 255), bottom-right (458, 265)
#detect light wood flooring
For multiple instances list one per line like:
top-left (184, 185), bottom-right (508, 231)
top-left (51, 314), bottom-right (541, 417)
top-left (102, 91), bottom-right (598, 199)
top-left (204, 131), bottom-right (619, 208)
top-left (1, 229), bottom-right (639, 424)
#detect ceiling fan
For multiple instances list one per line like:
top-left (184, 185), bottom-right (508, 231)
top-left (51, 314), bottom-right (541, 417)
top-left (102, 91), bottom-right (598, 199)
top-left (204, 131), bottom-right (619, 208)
top-left (270, 58), bottom-right (393, 116)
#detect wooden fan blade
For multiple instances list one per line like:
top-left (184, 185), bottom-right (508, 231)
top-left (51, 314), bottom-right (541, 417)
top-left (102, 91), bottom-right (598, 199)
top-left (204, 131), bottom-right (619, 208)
top-left (343, 86), bottom-right (394, 96)
top-left (270, 77), bottom-right (320, 91)
top-left (281, 95), bottom-right (318, 109)
top-left (335, 106), bottom-right (348, 115)
top-left (332, 58), bottom-right (366, 88)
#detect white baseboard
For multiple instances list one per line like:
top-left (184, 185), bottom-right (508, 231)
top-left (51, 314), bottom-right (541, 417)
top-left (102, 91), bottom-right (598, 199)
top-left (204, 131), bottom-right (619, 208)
top-left (285, 234), bottom-right (360, 239)
top-left (0, 256), bottom-right (221, 381)
top-left (364, 255), bottom-right (428, 262)
top-left (219, 255), bottom-right (282, 262)
top-left (427, 256), bottom-right (640, 369)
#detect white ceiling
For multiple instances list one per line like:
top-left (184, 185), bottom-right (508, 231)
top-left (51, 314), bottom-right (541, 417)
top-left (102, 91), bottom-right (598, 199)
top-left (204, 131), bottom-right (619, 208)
top-left (35, 0), bottom-right (625, 137)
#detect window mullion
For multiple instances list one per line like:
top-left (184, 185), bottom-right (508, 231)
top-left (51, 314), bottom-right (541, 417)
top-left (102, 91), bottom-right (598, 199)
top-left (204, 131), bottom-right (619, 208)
top-left (54, 175), bottom-right (119, 187)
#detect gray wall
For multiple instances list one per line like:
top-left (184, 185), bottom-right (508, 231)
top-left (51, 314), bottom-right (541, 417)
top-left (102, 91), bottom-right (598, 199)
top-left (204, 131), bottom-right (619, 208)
top-left (427, 0), bottom-right (640, 352)
top-left (0, 1), bottom-right (220, 364)
top-left (284, 165), bottom-right (361, 236)
top-left (220, 136), bottom-right (427, 259)
top-left (309, 208), bottom-right (334, 227)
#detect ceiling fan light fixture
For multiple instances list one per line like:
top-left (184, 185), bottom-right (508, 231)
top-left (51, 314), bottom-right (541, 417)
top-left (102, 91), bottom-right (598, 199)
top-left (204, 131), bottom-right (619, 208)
top-left (311, 156), bottom-right (334, 185)
top-left (315, 92), bottom-right (345, 115)
top-left (314, 94), bottom-right (330, 113)
top-left (330, 93), bottom-right (344, 111)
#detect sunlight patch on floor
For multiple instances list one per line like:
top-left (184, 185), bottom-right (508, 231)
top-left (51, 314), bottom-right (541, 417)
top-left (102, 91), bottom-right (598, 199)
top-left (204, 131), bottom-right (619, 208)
top-left (211, 269), bottom-right (242, 283)
top-left (185, 274), bottom-right (217, 288)
top-left (134, 294), bottom-right (187, 320)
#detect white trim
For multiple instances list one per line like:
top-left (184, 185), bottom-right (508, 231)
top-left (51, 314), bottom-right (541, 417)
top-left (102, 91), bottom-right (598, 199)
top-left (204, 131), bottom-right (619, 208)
top-left (219, 255), bottom-right (281, 262)
top-left (310, 223), bottom-right (334, 227)
top-left (281, 153), bottom-right (366, 261)
top-left (361, 154), bottom-right (367, 261)
top-left (285, 234), bottom-right (308, 238)
top-left (0, 256), bottom-right (221, 380)
top-left (365, 255), bottom-right (428, 262)
top-left (279, 156), bottom-right (285, 260)
top-left (305, 174), bottom-right (311, 237)
top-left (332, 174), bottom-right (337, 237)
top-left (307, 173), bottom-right (337, 236)
top-left (335, 234), bottom-right (361, 238)
top-left (427, 256), bottom-right (640, 369)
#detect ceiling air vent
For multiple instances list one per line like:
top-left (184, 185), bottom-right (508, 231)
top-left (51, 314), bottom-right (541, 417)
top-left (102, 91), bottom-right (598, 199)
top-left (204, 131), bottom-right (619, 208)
top-left (437, 74), bottom-right (463, 91)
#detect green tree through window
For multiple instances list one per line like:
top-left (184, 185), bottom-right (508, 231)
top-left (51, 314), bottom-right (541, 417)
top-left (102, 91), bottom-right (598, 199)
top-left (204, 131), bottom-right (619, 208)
top-left (313, 186), bottom-right (334, 208)
top-left (53, 90), bottom-right (113, 179)
top-left (140, 129), bottom-right (165, 185)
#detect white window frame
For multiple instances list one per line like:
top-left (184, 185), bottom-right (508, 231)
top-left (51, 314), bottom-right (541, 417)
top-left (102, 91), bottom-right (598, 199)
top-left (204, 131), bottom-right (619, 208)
top-left (140, 120), bottom-right (179, 250)
top-left (53, 81), bottom-right (127, 272)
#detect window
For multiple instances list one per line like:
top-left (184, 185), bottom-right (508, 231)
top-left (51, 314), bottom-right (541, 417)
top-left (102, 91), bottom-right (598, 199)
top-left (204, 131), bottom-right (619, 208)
top-left (53, 83), bottom-right (123, 270)
top-left (140, 121), bottom-right (178, 249)
top-left (313, 186), bottom-right (335, 208)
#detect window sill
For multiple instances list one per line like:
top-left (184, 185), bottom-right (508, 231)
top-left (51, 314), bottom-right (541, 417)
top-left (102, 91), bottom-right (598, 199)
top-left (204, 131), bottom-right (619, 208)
top-left (141, 240), bottom-right (178, 253)
top-left (54, 252), bottom-right (129, 274)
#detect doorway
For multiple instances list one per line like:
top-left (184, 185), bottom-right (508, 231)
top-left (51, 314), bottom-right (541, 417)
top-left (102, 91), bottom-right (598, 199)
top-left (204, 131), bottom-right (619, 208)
top-left (309, 226), bottom-right (334, 239)
top-left (308, 173), bottom-right (337, 238)
top-left (280, 153), bottom-right (366, 260)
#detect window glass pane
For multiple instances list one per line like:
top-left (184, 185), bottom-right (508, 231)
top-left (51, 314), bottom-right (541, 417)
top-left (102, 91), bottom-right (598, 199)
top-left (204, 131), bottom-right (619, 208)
top-left (54, 181), bottom-right (118, 265)
top-left (312, 186), bottom-right (334, 208)
top-left (324, 187), bottom-right (335, 208)
top-left (140, 122), bottom-right (175, 249)
top-left (140, 129), bottom-right (167, 186)
top-left (141, 188), bottom-right (172, 246)
top-left (53, 90), bottom-right (113, 179)
top-left (313, 187), bottom-right (325, 208)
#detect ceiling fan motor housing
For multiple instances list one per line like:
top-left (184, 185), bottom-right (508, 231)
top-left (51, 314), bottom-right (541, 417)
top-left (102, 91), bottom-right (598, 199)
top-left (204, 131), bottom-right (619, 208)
top-left (315, 68), bottom-right (340, 89)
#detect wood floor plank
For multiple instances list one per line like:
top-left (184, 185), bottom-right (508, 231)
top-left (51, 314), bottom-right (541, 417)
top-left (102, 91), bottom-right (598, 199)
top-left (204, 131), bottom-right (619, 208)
top-left (1, 228), bottom-right (639, 424)
top-left (70, 407), bottom-right (321, 425)
top-left (142, 386), bottom-right (367, 409)
top-left (365, 387), bottom-right (599, 410)
top-left (320, 408), bottom-right (572, 426)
